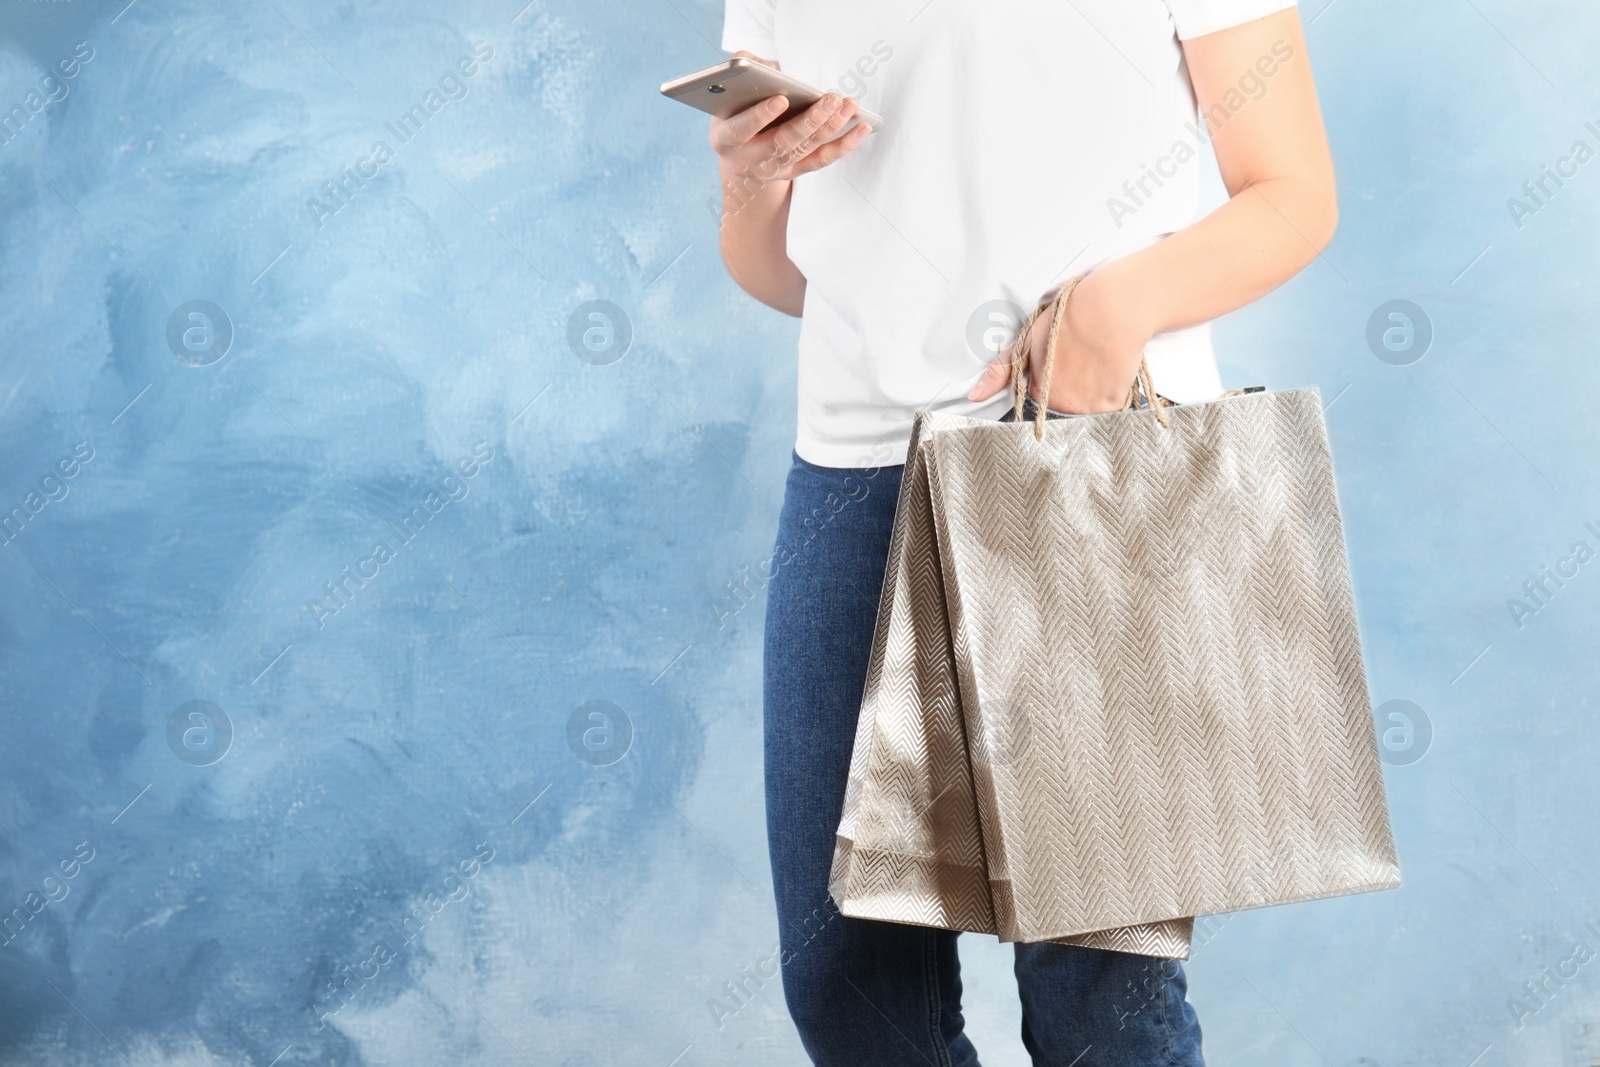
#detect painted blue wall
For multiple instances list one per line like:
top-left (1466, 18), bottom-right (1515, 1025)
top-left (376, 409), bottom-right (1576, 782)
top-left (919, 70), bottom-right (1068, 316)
top-left (0, 1), bottom-right (1595, 1064)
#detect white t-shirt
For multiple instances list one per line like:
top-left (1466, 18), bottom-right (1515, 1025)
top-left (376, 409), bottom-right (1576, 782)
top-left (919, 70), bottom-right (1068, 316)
top-left (721, 0), bottom-right (1297, 467)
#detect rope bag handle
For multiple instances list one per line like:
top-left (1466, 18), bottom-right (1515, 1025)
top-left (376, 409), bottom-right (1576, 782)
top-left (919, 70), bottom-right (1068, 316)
top-left (1007, 272), bottom-right (1170, 441)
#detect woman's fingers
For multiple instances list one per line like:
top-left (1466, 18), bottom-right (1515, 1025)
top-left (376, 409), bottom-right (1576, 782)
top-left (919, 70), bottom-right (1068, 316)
top-left (709, 53), bottom-right (783, 152)
top-left (788, 119), bottom-right (871, 175)
top-left (769, 93), bottom-right (852, 162)
top-left (970, 303), bottom-right (1056, 403)
top-left (796, 100), bottom-right (863, 159)
top-left (714, 94), bottom-right (789, 151)
top-left (967, 349), bottom-right (1015, 402)
top-left (713, 81), bottom-right (870, 179)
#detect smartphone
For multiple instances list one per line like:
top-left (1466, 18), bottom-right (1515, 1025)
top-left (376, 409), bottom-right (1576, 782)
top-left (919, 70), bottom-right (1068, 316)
top-left (659, 57), bottom-right (883, 135)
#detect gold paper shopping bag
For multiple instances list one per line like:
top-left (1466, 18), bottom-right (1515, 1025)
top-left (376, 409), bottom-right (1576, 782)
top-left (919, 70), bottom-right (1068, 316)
top-left (829, 277), bottom-right (1401, 959)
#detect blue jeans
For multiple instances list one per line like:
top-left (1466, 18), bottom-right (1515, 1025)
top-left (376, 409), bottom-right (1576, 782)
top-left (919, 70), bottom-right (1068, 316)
top-left (763, 450), bottom-right (1206, 1066)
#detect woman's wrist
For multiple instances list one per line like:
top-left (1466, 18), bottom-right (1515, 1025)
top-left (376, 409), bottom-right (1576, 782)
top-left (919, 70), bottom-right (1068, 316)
top-left (1074, 257), bottom-right (1158, 348)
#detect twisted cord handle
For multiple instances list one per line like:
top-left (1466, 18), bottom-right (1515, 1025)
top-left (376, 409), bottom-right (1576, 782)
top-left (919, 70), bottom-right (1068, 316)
top-left (1007, 273), bottom-right (1171, 441)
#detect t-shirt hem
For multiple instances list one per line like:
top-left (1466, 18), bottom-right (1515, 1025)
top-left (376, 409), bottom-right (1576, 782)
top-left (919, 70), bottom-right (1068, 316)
top-left (793, 379), bottom-right (1235, 468)
top-left (794, 435), bottom-right (910, 469)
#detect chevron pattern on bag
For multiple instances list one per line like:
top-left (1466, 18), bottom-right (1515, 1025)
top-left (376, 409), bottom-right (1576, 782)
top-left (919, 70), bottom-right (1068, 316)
top-left (829, 389), bottom-right (1400, 960)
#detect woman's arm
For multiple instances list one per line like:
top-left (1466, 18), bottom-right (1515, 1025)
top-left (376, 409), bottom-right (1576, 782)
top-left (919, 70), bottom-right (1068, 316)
top-left (711, 52), bottom-right (873, 317)
top-left (969, 7), bottom-right (1337, 412)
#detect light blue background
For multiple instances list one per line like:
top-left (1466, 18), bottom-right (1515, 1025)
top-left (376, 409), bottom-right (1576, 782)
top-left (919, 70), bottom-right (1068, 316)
top-left (1, 0), bottom-right (1596, 1064)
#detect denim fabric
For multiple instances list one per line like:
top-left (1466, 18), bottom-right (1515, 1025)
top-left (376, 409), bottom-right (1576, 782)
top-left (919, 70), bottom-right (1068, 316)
top-left (762, 446), bottom-right (1206, 1066)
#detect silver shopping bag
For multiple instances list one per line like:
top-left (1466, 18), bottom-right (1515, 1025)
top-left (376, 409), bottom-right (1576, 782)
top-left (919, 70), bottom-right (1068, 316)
top-left (828, 279), bottom-right (1402, 960)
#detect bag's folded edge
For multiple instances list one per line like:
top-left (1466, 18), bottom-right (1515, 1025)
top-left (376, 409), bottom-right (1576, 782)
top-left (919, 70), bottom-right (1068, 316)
top-left (832, 838), bottom-right (1196, 959)
top-left (835, 840), bottom-right (1400, 949)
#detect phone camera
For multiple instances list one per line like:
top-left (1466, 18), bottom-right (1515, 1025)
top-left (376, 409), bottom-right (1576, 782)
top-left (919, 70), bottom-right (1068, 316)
top-left (708, 84), bottom-right (726, 93)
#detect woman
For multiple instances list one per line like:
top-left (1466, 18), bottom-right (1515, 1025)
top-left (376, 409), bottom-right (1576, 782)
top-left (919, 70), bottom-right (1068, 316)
top-left (709, 1), bottom-right (1336, 1062)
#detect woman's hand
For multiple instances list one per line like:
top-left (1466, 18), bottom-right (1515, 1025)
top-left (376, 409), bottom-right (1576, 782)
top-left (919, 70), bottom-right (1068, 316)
top-left (709, 52), bottom-right (873, 187)
top-left (711, 53), bottom-right (873, 316)
top-left (966, 265), bottom-right (1155, 414)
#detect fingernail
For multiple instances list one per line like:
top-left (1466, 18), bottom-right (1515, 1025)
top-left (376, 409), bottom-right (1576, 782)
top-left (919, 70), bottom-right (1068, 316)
top-left (767, 97), bottom-right (785, 113)
top-left (823, 94), bottom-right (841, 112)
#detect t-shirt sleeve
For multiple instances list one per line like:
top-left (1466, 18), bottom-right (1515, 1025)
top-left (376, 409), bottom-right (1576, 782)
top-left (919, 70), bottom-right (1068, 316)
top-left (1164, 0), bottom-right (1296, 40)
top-left (721, 0), bottom-right (777, 58)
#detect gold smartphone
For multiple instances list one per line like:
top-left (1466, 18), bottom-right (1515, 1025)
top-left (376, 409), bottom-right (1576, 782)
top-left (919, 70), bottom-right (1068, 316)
top-left (659, 57), bottom-right (884, 135)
